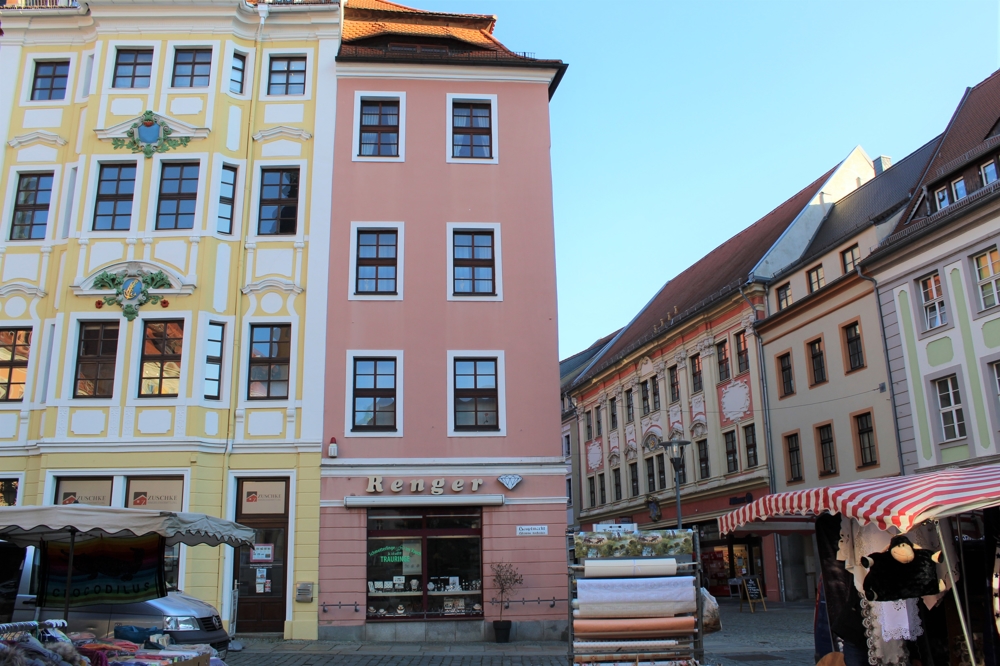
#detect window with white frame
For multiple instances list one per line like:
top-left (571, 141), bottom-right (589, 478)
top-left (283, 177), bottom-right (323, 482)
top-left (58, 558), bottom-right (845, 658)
top-left (113, 49), bottom-right (153, 89)
top-left (359, 100), bottom-right (399, 157)
top-left (974, 248), bottom-right (1000, 309)
top-left (0, 329), bottom-right (31, 402)
top-left (446, 94), bottom-right (498, 164)
top-left (10, 172), bottom-right (54, 241)
top-left (953, 178), bottom-right (967, 201)
top-left (230, 53), bottom-right (247, 95)
top-left (935, 186), bottom-right (950, 211)
top-left (447, 351), bottom-right (505, 435)
top-left (841, 244), bottom-right (860, 274)
top-left (217, 166), bottom-right (237, 235)
top-left (138, 320), bottom-right (184, 397)
top-left (352, 357), bottom-right (397, 432)
top-left (982, 160), bottom-right (998, 187)
top-left (808, 265), bottom-right (825, 293)
top-left (31, 60), bottom-right (70, 100)
top-left (267, 56), bottom-right (305, 96)
top-left (920, 273), bottom-right (947, 329)
top-left (777, 283), bottom-right (791, 310)
top-left (936, 375), bottom-right (966, 441)
top-left (204, 323), bottom-right (224, 400)
top-left (446, 224), bottom-right (502, 301)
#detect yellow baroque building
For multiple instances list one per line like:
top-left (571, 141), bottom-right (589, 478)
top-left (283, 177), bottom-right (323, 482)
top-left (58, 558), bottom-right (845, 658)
top-left (0, 0), bottom-right (339, 639)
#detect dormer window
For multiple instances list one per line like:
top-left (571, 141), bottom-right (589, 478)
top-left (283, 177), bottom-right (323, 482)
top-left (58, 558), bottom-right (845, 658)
top-left (387, 43), bottom-right (449, 55)
top-left (982, 160), bottom-right (998, 186)
top-left (935, 186), bottom-right (950, 210)
top-left (953, 178), bottom-right (967, 201)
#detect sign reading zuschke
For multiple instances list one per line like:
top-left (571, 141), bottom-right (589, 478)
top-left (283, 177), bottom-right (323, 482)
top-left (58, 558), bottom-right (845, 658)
top-left (127, 478), bottom-right (184, 511)
top-left (57, 478), bottom-right (113, 506)
top-left (242, 481), bottom-right (286, 514)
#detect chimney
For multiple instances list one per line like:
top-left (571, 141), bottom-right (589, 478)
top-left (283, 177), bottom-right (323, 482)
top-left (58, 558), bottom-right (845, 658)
top-left (873, 155), bottom-right (892, 175)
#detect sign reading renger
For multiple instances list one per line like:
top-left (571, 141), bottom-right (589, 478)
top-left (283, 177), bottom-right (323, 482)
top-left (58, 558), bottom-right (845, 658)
top-left (365, 477), bottom-right (487, 495)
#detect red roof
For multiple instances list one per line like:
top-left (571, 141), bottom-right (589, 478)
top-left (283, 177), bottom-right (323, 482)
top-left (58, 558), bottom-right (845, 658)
top-left (574, 166), bottom-right (837, 386)
top-left (343, 0), bottom-right (505, 50)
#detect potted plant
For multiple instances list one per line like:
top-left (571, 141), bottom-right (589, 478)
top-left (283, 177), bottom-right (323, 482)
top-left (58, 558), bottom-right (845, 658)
top-left (490, 561), bottom-right (522, 643)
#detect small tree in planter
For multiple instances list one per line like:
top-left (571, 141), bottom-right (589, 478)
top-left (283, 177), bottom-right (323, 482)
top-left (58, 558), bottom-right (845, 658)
top-left (490, 561), bottom-right (523, 643)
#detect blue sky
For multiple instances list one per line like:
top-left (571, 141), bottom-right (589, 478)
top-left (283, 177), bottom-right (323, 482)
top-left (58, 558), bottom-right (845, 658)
top-left (414, 0), bottom-right (999, 358)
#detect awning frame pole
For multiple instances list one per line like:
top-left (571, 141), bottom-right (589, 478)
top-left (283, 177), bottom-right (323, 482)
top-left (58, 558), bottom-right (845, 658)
top-left (62, 528), bottom-right (76, 622)
top-left (935, 520), bottom-right (974, 662)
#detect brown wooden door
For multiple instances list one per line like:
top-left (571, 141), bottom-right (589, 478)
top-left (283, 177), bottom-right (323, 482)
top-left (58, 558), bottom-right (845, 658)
top-left (235, 479), bottom-right (288, 633)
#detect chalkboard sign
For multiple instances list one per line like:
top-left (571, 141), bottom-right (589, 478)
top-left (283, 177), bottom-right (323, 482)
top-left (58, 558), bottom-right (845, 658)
top-left (739, 576), bottom-right (767, 613)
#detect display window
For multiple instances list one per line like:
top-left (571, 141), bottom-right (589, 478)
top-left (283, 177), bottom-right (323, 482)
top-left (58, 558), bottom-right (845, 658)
top-left (366, 507), bottom-right (483, 620)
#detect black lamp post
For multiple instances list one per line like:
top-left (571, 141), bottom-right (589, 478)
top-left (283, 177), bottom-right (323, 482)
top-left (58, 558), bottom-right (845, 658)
top-left (658, 439), bottom-right (690, 529)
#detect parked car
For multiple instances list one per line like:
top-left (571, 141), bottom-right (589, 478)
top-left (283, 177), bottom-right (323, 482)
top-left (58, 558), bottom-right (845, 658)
top-left (6, 545), bottom-right (230, 656)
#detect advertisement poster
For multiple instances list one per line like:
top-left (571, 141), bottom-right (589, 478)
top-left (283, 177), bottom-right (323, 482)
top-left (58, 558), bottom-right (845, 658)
top-left (250, 544), bottom-right (274, 563)
top-left (126, 478), bottom-right (184, 511)
top-left (241, 481), bottom-right (286, 515)
top-left (574, 530), bottom-right (693, 559)
top-left (56, 478), bottom-right (113, 506)
top-left (38, 534), bottom-right (166, 607)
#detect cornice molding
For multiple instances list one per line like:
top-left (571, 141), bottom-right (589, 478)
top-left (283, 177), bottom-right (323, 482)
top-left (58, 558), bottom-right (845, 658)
top-left (241, 278), bottom-right (303, 295)
top-left (95, 114), bottom-right (209, 141)
top-left (252, 126), bottom-right (313, 142)
top-left (8, 131), bottom-right (68, 148)
top-left (0, 282), bottom-right (47, 298)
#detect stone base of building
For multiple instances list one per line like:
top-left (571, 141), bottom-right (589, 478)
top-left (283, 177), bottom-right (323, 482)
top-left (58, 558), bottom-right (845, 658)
top-left (318, 619), bottom-right (568, 642)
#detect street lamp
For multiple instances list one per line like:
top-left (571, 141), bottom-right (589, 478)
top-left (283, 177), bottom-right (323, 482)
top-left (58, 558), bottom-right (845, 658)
top-left (657, 439), bottom-right (690, 529)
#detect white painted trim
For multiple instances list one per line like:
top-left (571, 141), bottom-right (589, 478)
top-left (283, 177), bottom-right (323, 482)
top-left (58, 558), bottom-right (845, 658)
top-left (79, 154), bottom-right (145, 238)
top-left (336, 61), bottom-right (558, 86)
top-left (221, 41), bottom-right (256, 101)
top-left (235, 315), bottom-right (299, 410)
top-left (246, 158), bottom-right (308, 243)
top-left (258, 47), bottom-right (314, 102)
top-left (505, 496), bottom-right (570, 505)
top-left (320, 459), bottom-right (569, 477)
top-left (351, 90), bottom-right (406, 163)
top-left (252, 126), bottom-right (312, 142)
top-left (19, 50), bottom-right (78, 108)
top-left (446, 350), bottom-right (507, 437)
top-left (57, 310), bottom-right (127, 405)
top-left (343, 494), bottom-right (504, 508)
top-left (0, 472), bottom-right (25, 506)
top-left (445, 222), bottom-right (503, 302)
top-left (445, 93), bottom-right (498, 165)
top-left (2, 164), bottom-right (63, 244)
top-left (206, 154), bottom-right (247, 239)
top-left (99, 40), bottom-right (162, 127)
top-left (7, 131), bottom-right (68, 148)
top-left (157, 40), bottom-right (220, 97)
top-left (343, 350), bottom-right (404, 438)
top-left (123, 310), bottom-right (193, 406)
top-left (347, 221), bottom-right (404, 301)
top-left (142, 152), bottom-right (208, 235)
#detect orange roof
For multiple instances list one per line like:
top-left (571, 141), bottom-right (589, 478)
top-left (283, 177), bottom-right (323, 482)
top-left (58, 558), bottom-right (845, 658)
top-left (342, 19), bottom-right (504, 51)
top-left (347, 0), bottom-right (428, 13)
top-left (343, 0), bottom-right (505, 50)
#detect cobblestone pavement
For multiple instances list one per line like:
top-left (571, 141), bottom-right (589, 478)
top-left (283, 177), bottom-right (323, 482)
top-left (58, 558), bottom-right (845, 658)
top-left (224, 600), bottom-right (815, 666)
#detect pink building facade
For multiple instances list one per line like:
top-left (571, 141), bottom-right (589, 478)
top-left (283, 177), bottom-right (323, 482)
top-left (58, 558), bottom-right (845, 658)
top-left (318, 1), bottom-right (568, 641)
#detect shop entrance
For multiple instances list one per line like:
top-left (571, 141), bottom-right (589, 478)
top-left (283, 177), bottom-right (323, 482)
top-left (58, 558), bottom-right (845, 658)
top-left (235, 478), bottom-right (288, 633)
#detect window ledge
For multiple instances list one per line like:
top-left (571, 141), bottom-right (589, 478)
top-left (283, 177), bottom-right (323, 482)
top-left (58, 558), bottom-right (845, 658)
top-left (845, 365), bottom-right (866, 375)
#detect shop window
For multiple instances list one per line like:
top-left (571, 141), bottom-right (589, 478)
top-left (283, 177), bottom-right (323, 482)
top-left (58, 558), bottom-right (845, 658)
top-left (126, 476), bottom-right (184, 589)
top-left (0, 479), bottom-right (18, 506)
top-left (366, 508), bottom-right (482, 621)
top-left (0, 328), bottom-right (31, 402)
top-left (612, 468), bottom-right (622, 501)
top-left (629, 461), bottom-right (639, 497)
top-left (55, 477), bottom-right (113, 506)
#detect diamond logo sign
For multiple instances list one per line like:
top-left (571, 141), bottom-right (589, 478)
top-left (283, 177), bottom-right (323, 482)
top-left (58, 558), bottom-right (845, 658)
top-left (497, 474), bottom-right (522, 490)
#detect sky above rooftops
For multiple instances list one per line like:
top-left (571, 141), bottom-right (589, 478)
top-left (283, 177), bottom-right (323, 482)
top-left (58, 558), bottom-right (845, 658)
top-left (413, 0), bottom-right (999, 359)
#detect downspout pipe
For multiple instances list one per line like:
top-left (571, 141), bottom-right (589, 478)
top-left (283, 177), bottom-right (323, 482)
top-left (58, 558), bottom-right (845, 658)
top-left (856, 265), bottom-right (907, 477)
top-left (739, 282), bottom-right (785, 603)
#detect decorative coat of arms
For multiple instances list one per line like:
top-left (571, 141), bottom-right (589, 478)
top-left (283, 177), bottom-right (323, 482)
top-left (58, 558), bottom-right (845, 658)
top-left (112, 111), bottom-right (190, 158)
top-left (93, 264), bottom-right (172, 320)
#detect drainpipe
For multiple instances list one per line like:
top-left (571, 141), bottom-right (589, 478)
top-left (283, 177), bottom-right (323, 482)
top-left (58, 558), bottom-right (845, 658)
top-left (739, 282), bottom-right (785, 603)
top-left (856, 265), bottom-right (907, 477)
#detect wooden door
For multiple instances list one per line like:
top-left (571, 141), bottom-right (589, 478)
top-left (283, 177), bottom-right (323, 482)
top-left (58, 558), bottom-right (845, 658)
top-left (235, 478), bottom-right (288, 633)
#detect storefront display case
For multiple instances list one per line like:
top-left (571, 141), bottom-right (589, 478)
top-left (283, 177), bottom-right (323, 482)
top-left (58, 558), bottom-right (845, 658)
top-left (366, 508), bottom-right (484, 620)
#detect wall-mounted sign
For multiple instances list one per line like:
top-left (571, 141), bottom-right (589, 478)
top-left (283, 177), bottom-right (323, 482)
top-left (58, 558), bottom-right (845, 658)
top-left (250, 544), bottom-right (274, 563)
top-left (56, 478), bottom-right (112, 506)
top-left (516, 525), bottom-right (548, 536)
top-left (241, 481), bottom-right (286, 515)
top-left (127, 478), bottom-right (183, 511)
top-left (729, 492), bottom-right (754, 506)
top-left (365, 477), bottom-right (487, 495)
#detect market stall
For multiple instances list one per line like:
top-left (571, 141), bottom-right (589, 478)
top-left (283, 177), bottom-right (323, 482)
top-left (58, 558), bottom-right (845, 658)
top-left (719, 464), bottom-right (1000, 665)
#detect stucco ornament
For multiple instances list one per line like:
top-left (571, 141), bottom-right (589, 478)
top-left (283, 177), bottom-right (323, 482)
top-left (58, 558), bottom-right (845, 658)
top-left (673, 348), bottom-right (688, 366)
top-left (721, 379), bottom-right (752, 423)
top-left (497, 474), bottom-right (522, 490)
top-left (642, 433), bottom-right (661, 453)
top-left (698, 336), bottom-right (716, 356)
top-left (92, 264), bottom-right (172, 320)
top-left (585, 440), bottom-right (604, 474)
top-left (112, 111), bottom-right (190, 158)
top-left (638, 357), bottom-right (654, 377)
top-left (742, 312), bottom-right (757, 337)
top-left (608, 450), bottom-right (621, 467)
top-left (668, 404), bottom-right (684, 438)
top-left (690, 393), bottom-right (707, 439)
top-left (608, 430), bottom-right (620, 455)
top-left (624, 444), bottom-right (638, 461)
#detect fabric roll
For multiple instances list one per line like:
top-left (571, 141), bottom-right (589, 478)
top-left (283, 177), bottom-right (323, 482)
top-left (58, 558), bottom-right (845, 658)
top-left (572, 600), bottom-right (697, 618)
top-left (573, 617), bottom-right (697, 638)
top-left (584, 558), bottom-right (677, 578)
top-left (576, 576), bottom-right (695, 605)
top-left (572, 640), bottom-right (679, 651)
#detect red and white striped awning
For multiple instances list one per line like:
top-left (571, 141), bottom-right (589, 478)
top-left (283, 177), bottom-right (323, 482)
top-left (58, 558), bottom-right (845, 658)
top-left (719, 464), bottom-right (1000, 535)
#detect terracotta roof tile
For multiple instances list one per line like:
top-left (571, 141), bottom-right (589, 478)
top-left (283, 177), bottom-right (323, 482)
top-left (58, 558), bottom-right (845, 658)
top-left (347, 0), bottom-right (427, 13)
top-left (342, 19), bottom-right (502, 50)
top-left (574, 166), bottom-right (837, 386)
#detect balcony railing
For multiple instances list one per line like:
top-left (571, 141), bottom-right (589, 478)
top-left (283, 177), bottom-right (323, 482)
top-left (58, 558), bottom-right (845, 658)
top-left (339, 44), bottom-right (536, 61)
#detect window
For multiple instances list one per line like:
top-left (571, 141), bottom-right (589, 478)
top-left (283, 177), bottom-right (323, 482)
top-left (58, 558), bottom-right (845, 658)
top-left (841, 245), bottom-right (860, 274)
top-left (935, 186), bottom-right (950, 210)
top-left (138, 320), bottom-right (183, 397)
top-left (267, 56), bottom-right (306, 96)
top-left (0, 329), bottom-right (31, 402)
top-left (217, 166), bottom-right (237, 235)
top-left (258, 168), bottom-right (299, 235)
top-left (668, 365), bottom-right (680, 402)
top-left (155, 163), bottom-right (199, 230)
top-left (609, 396), bottom-right (618, 429)
top-left (359, 100), bottom-right (399, 157)
top-left (982, 161), bottom-right (998, 186)
top-left (356, 231), bottom-right (397, 294)
top-left (809, 339), bottom-right (826, 384)
top-left (717, 341), bottom-right (730, 382)
top-left (786, 434), bottom-right (802, 482)
top-left (844, 323), bottom-right (864, 371)
top-left (808, 265), bottom-right (825, 293)
top-left (204, 323), bottom-right (224, 400)
top-left (975, 249), bottom-right (1000, 309)
top-left (93, 164), bottom-right (136, 231)
top-left (856, 413), bottom-right (877, 467)
top-left (651, 375), bottom-right (660, 410)
top-left (563, 434), bottom-right (571, 458)
top-left (612, 468), bottom-right (622, 501)
top-left (453, 358), bottom-right (498, 431)
top-left (31, 60), bottom-right (70, 100)
top-left (452, 231), bottom-right (494, 295)
top-left (936, 375), bottom-right (966, 441)
top-left (595, 406), bottom-right (602, 436)
top-left (625, 389), bottom-right (634, 422)
top-left (229, 53), bottom-right (246, 94)
top-left (566, 478), bottom-right (572, 506)
top-left (640, 380), bottom-right (650, 415)
top-left (113, 49), bottom-right (153, 88)
top-left (735, 332), bottom-right (750, 374)
top-left (352, 358), bottom-right (396, 431)
top-left (953, 178), bottom-right (967, 201)
top-left (598, 473), bottom-right (606, 504)
top-left (778, 353), bottom-right (794, 396)
top-left (744, 424), bottom-right (758, 468)
top-left (818, 424), bottom-right (836, 475)
top-left (921, 273), bottom-right (947, 329)
top-left (171, 49), bottom-right (211, 88)
top-left (248, 324), bottom-right (291, 399)
top-left (690, 354), bottom-right (703, 393)
top-left (777, 283), bottom-right (792, 310)
top-left (74, 322), bottom-right (119, 398)
top-left (646, 458), bottom-right (655, 492)
top-left (629, 462), bottom-right (639, 497)
top-left (724, 431), bottom-right (738, 473)
top-left (10, 172), bottom-right (53, 240)
top-left (656, 453), bottom-right (666, 489)
top-left (585, 410), bottom-right (593, 441)
top-left (697, 440), bottom-right (710, 479)
top-left (452, 102), bottom-right (492, 159)
top-left (588, 477), bottom-right (596, 507)
top-left (0, 479), bottom-right (18, 507)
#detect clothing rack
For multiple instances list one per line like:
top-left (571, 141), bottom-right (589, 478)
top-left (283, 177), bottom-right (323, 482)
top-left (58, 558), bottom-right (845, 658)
top-left (568, 529), bottom-right (704, 665)
top-left (0, 619), bottom-right (68, 639)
